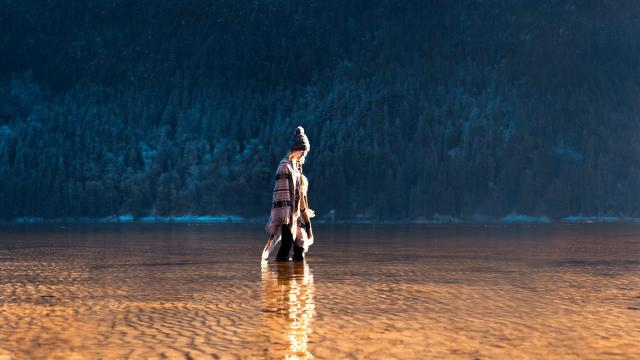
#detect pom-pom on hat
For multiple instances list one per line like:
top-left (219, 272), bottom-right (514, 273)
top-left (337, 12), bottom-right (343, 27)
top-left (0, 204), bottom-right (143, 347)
top-left (290, 126), bottom-right (310, 152)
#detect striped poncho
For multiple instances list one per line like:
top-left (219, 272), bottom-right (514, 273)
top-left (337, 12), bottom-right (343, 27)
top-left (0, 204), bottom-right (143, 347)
top-left (263, 156), bottom-right (314, 259)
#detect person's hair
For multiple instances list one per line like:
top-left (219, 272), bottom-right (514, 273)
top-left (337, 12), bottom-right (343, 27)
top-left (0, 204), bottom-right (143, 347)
top-left (287, 150), bottom-right (306, 167)
top-left (287, 150), bottom-right (309, 194)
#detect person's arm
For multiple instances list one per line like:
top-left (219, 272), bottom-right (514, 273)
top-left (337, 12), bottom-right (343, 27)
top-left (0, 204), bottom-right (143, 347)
top-left (300, 194), bottom-right (314, 239)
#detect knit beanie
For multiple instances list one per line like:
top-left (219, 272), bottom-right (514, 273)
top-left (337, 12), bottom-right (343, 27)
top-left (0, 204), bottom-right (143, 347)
top-left (290, 126), bottom-right (310, 152)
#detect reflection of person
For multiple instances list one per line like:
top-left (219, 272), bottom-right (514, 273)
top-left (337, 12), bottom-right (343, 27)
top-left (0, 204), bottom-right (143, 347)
top-left (264, 126), bottom-right (315, 261)
top-left (261, 261), bottom-right (315, 358)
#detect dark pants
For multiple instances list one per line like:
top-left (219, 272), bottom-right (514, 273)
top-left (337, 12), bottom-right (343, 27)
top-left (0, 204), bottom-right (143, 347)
top-left (276, 224), bottom-right (304, 261)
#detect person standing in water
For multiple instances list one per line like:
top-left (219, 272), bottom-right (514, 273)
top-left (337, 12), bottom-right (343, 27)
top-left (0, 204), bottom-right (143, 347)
top-left (264, 126), bottom-right (315, 261)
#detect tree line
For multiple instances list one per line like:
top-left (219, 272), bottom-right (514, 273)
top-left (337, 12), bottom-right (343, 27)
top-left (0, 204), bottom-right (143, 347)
top-left (1, 0), bottom-right (640, 221)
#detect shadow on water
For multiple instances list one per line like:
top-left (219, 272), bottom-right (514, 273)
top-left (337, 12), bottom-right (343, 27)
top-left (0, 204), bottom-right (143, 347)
top-left (261, 260), bottom-right (315, 359)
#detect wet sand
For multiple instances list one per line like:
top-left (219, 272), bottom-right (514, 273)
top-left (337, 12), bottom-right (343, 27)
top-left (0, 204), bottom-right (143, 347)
top-left (0, 223), bottom-right (639, 359)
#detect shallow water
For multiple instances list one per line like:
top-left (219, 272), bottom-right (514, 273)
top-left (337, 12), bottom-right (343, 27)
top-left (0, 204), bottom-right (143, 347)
top-left (0, 223), bottom-right (639, 359)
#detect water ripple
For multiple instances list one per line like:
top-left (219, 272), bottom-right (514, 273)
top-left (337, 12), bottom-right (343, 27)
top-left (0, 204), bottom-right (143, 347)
top-left (0, 223), bottom-right (639, 359)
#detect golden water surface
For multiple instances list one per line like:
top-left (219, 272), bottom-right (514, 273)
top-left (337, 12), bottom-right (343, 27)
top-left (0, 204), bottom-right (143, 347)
top-left (0, 223), bottom-right (639, 359)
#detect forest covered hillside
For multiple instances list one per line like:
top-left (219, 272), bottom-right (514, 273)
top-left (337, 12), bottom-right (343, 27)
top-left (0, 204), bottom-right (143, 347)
top-left (1, 0), bottom-right (640, 221)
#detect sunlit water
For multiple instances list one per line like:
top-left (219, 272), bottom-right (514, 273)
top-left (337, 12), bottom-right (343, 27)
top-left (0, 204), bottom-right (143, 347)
top-left (0, 223), bottom-right (639, 359)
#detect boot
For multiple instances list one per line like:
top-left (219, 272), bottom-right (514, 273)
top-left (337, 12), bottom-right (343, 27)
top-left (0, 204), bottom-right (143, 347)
top-left (276, 224), bottom-right (293, 261)
top-left (292, 243), bottom-right (304, 261)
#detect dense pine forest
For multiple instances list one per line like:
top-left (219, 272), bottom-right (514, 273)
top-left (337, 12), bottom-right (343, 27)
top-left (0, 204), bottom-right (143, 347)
top-left (1, 0), bottom-right (640, 221)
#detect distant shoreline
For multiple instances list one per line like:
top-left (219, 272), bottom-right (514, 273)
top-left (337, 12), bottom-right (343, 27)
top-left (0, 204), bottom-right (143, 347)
top-left (2, 214), bottom-right (640, 225)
